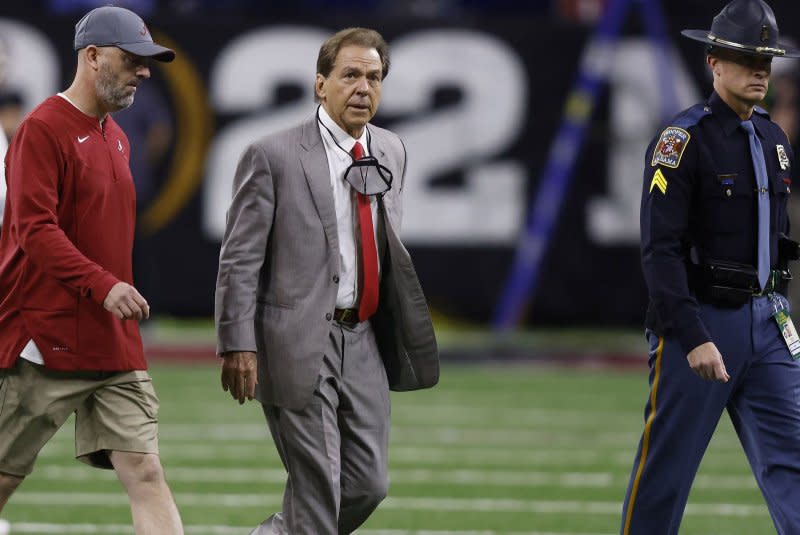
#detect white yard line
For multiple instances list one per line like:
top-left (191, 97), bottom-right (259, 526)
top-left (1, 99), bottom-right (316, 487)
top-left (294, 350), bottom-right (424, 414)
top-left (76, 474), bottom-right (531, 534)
top-left (8, 492), bottom-right (769, 517)
top-left (39, 422), bottom-right (649, 448)
top-left (32, 465), bottom-right (758, 490)
top-left (158, 404), bottom-right (644, 427)
top-left (153, 425), bottom-right (646, 448)
top-left (35, 440), bottom-right (747, 467)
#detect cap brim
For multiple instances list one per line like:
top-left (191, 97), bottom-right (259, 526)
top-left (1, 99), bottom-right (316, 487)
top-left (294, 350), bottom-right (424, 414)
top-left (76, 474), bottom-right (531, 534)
top-left (118, 42), bottom-right (175, 62)
top-left (776, 41), bottom-right (800, 58)
top-left (680, 29), bottom-right (717, 46)
top-left (681, 29), bottom-right (800, 58)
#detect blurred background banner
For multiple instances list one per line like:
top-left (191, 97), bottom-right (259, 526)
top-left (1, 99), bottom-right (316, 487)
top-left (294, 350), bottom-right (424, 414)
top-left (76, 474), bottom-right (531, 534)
top-left (1, 0), bottom-right (799, 329)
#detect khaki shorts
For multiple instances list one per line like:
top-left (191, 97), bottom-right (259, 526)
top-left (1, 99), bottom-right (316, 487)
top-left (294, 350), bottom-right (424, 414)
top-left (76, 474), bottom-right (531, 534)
top-left (0, 358), bottom-right (160, 476)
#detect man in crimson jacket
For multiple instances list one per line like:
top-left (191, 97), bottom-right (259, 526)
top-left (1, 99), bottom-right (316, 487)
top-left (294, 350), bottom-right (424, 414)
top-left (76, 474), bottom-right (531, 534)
top-left (0, 7), bottom-right (184, 534)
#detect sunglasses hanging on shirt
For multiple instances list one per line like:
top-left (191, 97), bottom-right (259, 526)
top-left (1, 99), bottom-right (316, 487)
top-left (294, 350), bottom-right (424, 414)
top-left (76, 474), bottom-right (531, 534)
top-left (317, 106), bottom-right (393, 196)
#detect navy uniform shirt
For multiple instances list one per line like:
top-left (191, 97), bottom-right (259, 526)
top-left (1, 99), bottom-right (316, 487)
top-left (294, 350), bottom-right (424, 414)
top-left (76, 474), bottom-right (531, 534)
top-left (641, 91), bottom-right (794, 355)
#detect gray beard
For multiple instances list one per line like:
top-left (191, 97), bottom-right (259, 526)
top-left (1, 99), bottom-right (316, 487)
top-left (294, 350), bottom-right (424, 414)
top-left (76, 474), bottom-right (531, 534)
top-left (95, 64), bottom-right (134, 112)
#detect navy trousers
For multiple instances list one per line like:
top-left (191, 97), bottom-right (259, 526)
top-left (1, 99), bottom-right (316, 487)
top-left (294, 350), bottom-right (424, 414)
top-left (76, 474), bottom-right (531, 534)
top-left (621, 294), bottom-right (800, 535)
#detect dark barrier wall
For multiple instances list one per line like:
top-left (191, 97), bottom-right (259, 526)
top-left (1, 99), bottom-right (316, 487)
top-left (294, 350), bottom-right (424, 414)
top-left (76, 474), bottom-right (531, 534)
top-left (2, 1), bottom-right (800, 327)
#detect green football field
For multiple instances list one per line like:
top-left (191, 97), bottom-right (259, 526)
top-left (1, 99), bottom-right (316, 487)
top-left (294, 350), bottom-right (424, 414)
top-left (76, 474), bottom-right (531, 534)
top-left (3, 362), bottom-right (771, 534)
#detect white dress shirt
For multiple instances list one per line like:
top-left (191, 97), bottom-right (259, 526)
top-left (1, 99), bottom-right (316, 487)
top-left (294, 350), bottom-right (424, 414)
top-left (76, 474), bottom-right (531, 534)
top-left (317, 105), bottom-right (380, 309)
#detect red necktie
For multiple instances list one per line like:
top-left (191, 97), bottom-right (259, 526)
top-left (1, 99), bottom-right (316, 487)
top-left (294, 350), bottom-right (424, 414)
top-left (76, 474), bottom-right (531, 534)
top-left (351, 141), bottom-right (379, 321)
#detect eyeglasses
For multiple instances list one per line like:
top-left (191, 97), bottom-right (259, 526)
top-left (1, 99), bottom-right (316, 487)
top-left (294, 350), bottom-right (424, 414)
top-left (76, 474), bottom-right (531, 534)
top-left (343, 156), bottom-right (393, 196)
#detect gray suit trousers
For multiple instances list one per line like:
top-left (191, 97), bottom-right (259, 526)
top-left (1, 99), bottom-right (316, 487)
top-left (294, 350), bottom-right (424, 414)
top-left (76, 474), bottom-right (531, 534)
top-left (250, 320), bottom-right (391, 535)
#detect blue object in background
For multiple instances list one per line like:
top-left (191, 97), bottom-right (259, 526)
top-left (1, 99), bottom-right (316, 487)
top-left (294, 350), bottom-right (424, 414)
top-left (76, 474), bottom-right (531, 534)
top-left (492, 0), bottom-right (679, 329)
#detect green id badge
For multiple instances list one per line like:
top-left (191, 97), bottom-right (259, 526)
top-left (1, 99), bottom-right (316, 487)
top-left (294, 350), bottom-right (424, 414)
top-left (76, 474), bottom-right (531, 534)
top-left (774, 309), bottom-right (800, 360)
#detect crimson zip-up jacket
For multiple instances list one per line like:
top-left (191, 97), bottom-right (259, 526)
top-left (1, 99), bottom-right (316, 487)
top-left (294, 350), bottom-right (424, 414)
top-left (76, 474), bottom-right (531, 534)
top-left (0, 96), bottom-right (145, 371)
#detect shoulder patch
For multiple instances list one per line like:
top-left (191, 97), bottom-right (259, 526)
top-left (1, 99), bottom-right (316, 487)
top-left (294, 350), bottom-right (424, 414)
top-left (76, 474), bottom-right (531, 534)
top-left (651, 127), bottom-right (690, 168)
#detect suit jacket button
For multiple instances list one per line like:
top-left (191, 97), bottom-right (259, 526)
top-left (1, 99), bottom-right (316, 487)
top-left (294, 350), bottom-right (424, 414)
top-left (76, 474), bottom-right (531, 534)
top-left (333, 275), bottom-right (339, 284)
top-left (326, 313), bottom-right (332, 321)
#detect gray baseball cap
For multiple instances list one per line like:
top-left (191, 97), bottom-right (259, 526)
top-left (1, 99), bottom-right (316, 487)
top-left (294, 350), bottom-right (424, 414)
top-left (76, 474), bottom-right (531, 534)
top-left (73, 6), bottom-right (175, 62)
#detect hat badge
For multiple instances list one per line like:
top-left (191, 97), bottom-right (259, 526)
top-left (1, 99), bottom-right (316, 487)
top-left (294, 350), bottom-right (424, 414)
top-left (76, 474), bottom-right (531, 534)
top-left (761, 25), bottom-right (769, 43)
top-left (139, 24), bottom-right (149, 37)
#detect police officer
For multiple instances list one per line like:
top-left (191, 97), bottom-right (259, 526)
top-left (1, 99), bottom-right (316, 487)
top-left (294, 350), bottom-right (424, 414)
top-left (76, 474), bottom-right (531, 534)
top-left (621, 1), bottom-right (800, 534)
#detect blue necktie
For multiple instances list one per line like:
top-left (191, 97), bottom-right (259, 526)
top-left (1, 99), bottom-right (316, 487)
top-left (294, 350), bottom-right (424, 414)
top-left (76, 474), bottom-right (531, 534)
top-left (741, 120), bottom-right (770, 291)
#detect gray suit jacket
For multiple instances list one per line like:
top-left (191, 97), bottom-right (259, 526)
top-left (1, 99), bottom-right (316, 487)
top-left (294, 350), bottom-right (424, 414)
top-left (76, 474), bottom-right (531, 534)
top-left (215, 114), bottom-right (439, 409)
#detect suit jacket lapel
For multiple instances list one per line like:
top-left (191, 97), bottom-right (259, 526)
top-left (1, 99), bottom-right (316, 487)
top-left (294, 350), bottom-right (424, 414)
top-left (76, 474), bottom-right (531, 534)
top-left (299, 116), bottom-right (339, 257)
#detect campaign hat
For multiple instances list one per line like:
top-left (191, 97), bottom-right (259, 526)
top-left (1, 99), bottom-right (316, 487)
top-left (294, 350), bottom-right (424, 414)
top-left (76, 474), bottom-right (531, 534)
top-left (681, 0), bottom-right (800, 58)
top-left (73, 6), bottom-right (175, 62)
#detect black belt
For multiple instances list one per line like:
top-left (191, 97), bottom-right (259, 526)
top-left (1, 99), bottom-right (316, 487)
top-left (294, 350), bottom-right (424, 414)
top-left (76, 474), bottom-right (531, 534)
top-left (333, 308), bottom-right (360, 327)
top-left (698, 267), bottom-right (788, 307)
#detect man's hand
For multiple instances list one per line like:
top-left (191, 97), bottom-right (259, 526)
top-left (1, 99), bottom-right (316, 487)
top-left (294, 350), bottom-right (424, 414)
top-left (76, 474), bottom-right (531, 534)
top-left (687, 342), bottom-right (730, 382)
top-left (103, 282), bottom-right (150, 320)
top-left (221, 351), bottom-right (258, 404)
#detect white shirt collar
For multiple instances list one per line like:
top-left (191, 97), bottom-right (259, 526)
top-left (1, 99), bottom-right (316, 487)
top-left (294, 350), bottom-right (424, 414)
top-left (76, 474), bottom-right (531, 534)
top-left (317, 105), bottom-right (369, 161)
top-left (57, 92), bottom-right (80, 110)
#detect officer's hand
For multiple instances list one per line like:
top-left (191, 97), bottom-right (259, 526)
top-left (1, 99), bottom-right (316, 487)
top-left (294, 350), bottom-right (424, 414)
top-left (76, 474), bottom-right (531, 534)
top-left (103, 282), bottom-right (150, 321)
top-left (687, 342), bottom-right (730, 382)
top-left (221, 351), bottom-right (258, 404)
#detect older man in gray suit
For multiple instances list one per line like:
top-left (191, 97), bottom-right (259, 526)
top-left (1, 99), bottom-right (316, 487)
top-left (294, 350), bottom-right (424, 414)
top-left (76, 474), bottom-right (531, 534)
top-left (214, 27), bottom-right (439, 534)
